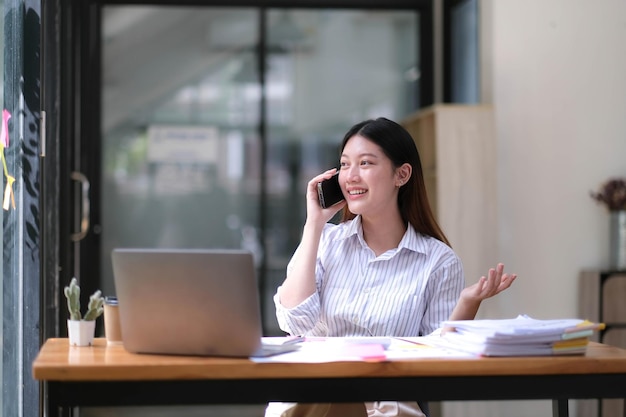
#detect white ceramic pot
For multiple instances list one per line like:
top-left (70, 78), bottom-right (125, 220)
top-left (67, 319), bottom-right (96, 346)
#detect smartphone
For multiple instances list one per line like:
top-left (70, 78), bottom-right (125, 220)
top-left (317, 172), bottom-right (345, 209)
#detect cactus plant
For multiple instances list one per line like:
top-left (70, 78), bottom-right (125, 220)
top-left (84, 290), bottom-right (105, 321)
top-left (64, 278), bottom-right (82, 320)
top-left (63, 277), bottom-right (104, 321)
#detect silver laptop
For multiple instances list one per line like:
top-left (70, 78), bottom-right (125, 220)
top-left (111, 248), bottom-right (297, 357)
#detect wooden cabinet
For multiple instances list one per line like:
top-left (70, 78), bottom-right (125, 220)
top-left (401, 105), bottom-right (497, 297)
top-left (578, 270), bottom-right (626, 417)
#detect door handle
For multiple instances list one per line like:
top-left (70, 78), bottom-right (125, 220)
top-left (70, 171), bottom-right (90, 242)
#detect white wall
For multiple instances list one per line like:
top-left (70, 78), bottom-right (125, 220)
top-left (444, 1), bottom-right (626, 416)
top-left (491, 0), bottom-right (626, 318)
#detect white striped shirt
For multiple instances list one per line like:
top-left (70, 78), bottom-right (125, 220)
top-left (274, 215), bottom-right (465, 338)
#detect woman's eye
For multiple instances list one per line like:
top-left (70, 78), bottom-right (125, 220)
top-left (360, 160), bottom-right (371, 166)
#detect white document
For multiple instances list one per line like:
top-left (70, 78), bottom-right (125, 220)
top-left (250, 337), bottom-right (473, 363)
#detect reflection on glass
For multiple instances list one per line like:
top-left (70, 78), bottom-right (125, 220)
top-left (451, 0), bottom-right (478, 103)
top-left (263, 10), bottom-right (419, 327)
top-left (101, 7), bottom-right (261, 299)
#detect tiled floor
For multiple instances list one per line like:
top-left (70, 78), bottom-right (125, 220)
top-left (83, 405), bottom-right (267, 417)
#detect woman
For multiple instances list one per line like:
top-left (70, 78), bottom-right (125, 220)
top-left (266, 118), bottom-right (517, 417)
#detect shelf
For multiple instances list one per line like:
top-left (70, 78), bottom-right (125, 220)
top-left (578, 270), bottom-right (626, 417)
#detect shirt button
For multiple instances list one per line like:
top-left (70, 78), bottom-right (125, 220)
top-left (363, 288), bottom-right (370, 294)
top-left (353, 316), bottom-right (359, 324)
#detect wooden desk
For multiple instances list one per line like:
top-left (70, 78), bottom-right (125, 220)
top-left (33, 338), bottom-right (626, 417)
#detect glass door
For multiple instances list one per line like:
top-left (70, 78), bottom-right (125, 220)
top-left (98, 6), bottom-right (421, 335)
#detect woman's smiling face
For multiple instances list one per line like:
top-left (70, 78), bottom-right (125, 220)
top-left (338, 135), bottom-right (401, 218)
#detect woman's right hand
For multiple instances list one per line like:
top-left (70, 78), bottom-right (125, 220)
top-left (305, 168), bottom-right (347, 226)
top-left (279, 169), bottom-right (346, 308)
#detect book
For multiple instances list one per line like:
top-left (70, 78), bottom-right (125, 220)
top-left (425, 315), bottom-right (605, 357)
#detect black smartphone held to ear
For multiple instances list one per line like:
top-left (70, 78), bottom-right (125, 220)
top-left (317, 172), bottom-right (345, 209)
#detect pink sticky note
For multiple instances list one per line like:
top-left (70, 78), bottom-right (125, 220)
top-left (1, 109), bottom-right (11, 148)
top-left (339, 344), bottom-right (387, 361)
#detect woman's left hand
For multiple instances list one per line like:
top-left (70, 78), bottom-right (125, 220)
top-left (461, 263), bottom-right (517, 303)
top-left (444, 263), bottom-right (517, 331)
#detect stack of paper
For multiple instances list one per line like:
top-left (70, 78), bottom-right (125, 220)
top-left (426, 315), bottom-right (605, 357)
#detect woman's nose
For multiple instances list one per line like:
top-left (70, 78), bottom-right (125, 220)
top-left (344, 166), bottom-right (359, 182)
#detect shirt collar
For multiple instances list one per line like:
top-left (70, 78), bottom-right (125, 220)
top-left (398, 223), bottom-right (430, 254)
top-left (341, 215), bottom-right (430, 255)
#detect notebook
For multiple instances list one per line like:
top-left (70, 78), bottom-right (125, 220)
top-left (111, 248), bottom-right (299, 357)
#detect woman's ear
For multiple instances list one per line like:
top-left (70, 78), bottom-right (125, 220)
top-left (396, 163), bottom-right (412, 186)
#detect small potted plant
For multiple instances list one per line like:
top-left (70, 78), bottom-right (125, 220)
top-left (590, 177), bottom-right (626, 270)
top-left (64, 277), bottom-right (104, 346)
